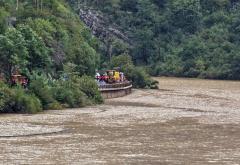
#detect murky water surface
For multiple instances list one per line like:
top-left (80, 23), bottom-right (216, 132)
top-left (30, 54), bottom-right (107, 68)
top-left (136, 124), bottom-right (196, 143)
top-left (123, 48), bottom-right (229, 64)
top-left (0, 77), bottom-right (240, 164)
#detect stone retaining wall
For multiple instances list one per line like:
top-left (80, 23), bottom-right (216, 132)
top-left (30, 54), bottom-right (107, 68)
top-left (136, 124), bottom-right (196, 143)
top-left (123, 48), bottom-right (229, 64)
top-left (99, 82), bottom-right (132, 99)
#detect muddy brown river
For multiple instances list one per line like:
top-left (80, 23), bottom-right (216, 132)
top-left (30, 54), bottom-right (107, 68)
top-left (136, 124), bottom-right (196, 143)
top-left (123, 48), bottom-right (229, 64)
top-left (0, 77), bottom-right (240, 164)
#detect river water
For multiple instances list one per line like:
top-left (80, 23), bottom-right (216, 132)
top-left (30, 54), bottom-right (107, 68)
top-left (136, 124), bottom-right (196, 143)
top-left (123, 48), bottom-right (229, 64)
top-left (0, 77), bottom-right (240, 164)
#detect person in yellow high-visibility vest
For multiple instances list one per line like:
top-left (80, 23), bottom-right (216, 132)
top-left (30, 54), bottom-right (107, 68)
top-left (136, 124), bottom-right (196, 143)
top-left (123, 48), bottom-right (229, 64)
top-left (114, 71), bottom-right (120, 82)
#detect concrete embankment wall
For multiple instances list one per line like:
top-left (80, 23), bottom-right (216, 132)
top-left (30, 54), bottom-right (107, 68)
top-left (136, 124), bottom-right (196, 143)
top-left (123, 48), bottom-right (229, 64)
top-left (99, 82), bottom-right (132, 99)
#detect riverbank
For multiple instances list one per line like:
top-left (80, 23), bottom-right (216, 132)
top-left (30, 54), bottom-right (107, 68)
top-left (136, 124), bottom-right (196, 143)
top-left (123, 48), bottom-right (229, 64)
top-left (0, 77), bottom-right (240, 164)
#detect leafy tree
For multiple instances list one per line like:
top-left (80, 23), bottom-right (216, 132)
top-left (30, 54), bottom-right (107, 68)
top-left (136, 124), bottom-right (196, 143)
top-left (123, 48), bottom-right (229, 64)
top-left (0, 28), bottom-right (28, 79)
top-left (67, 37), bottom-right (99, 76)
top-left (17, 25), bottom-right (51, 71)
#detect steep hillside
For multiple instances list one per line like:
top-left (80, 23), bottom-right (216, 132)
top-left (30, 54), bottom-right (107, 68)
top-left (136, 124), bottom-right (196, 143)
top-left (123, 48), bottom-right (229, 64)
top-left (0, 0), bottom-right (103, 113)
top-left (70, 0), bottom-right (240, 80)
top-left (0, 0), bottom-right (100, 77)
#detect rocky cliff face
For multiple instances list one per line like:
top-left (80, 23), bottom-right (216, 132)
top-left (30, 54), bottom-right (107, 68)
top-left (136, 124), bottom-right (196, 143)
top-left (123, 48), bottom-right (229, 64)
top-left (78, 8), bottom-right (130, 45)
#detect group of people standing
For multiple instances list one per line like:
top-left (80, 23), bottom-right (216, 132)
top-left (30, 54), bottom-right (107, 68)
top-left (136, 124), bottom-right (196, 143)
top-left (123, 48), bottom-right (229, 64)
top-left (95, 70), bottom-right (125, 85)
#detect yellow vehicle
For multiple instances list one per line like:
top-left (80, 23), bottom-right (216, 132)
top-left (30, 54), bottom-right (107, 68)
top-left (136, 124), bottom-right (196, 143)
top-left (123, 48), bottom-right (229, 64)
top-left (106, 70), bottom-right (120, 83)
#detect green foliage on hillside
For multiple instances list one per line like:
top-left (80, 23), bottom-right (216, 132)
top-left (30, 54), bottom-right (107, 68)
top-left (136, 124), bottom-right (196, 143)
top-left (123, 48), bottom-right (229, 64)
top-left (0, 0), bottom-right (100, 77)
top-left (73, 0), bottom-right (240, 80)
top-left (2, 0), bottom-right (239, 112)
top-left (0, 0), bottom-right (103, 113)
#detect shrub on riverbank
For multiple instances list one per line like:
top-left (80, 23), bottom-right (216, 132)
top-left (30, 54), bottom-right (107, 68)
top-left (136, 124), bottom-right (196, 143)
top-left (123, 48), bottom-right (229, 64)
top-left (29, 74), bottom-right (102, 109)
top-left (29, 78), bottom-right (56, 110)
top-left (52, 78), bottom-right (89, 108)
top-left (0, 73), bottom-right (103, 113)
top-left (0, 83), bottom-right (42, 114)
top-left (78, 75), bottom-right (103, 104)
top-left (129, 67), bottom-right (159, 89)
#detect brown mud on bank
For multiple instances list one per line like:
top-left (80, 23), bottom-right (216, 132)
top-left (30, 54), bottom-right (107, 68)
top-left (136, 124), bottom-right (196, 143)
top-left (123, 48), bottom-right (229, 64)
top-left (0, 77), bottom-right (240, 164)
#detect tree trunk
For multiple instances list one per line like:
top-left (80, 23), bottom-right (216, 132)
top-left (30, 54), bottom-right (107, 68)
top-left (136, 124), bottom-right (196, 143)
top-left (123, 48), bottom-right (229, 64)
top-left (16, 0), bottom-right (19, 10)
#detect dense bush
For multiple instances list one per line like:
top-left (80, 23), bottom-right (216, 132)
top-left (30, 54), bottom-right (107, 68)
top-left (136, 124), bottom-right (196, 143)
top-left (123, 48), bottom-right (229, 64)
top-left (129, 67), bottom-right (158, 89)
top-left (0, 83), bottom-right (42, 113)
top-left (28, 72), bottom-right (103, 110)
top-left (75, 75), bottom-right (103, 104)
top-left (52, 80), bottom-right (88, 108)
top-left (11, 88), bottom-right (42, 113)
top-left (29, 78), bottom-right (56, 110)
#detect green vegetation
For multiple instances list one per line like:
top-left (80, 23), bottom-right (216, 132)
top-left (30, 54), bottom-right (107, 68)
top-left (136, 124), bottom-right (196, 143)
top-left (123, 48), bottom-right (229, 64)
top-left (0, 82), bottom-right (42, 113)
top-left (2, 0), bottom-right (239, 113)
top-left (72, 0), bottom-right (240, 80)
top-left (29, 73), bottom-right (102, 110)
top-left (0, 0), bottom-right (103, 113)
top-left (110, 54), bottom-right (158, 89)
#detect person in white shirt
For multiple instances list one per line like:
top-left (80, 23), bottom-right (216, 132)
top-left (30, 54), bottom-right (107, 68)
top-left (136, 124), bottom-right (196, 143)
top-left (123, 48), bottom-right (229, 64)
top-left (95, 71), bottom-right (100, 81)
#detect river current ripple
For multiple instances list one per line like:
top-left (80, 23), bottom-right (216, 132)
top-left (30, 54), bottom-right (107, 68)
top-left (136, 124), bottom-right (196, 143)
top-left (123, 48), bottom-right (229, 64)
top-left (0, 77), bottom-right (240, 164)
